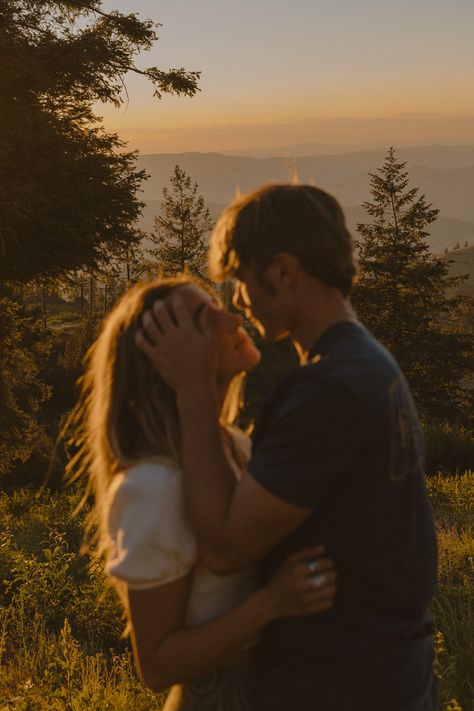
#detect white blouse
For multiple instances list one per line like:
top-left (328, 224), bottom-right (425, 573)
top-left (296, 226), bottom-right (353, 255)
top-left (105, 450), bottom-right (256, 626)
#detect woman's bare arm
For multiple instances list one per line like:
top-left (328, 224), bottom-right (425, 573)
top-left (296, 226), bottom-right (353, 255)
top-left (128, 546), bottom-right (336, 692)
top-left (128, 574), bottom-right (272, 692)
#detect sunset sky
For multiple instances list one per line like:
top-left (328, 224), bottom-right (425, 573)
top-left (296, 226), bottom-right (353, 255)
top-left (99, 0), bottom-right (474, 154)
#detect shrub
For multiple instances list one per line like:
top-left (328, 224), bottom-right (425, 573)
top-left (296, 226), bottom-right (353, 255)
top-left (0, 616), bottom-right (164, 709)
top-left (424, 422), bottom-right (474, 475)
top-left (0, 486), bottom-right (161, 708)
top-left (427, 472), bottom-right (474, 529)
top-left (429, 471), bottom-right (474, 709)
top-left (0, 487), bottom-right (124, 651)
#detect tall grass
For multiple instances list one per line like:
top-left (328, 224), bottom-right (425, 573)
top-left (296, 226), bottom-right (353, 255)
top-left (427, 474), bottom-right (474, 710)
top-left (0, 487), bottom-right (164, 709)
top-left (0, 475), bottom-right (472, 710)
top-left (424, 422), bottom-right (474, 475)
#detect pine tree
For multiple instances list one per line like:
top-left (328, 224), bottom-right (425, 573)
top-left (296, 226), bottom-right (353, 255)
top-left (0, 1), bottom-right (200, 284)
top-left (150, 166), bottom-right (213, 278)
top-left (353, 147), bottom-right (473, 424)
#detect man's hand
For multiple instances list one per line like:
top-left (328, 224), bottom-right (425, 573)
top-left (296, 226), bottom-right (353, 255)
top-left (135, 296), bottom-right (218, 395)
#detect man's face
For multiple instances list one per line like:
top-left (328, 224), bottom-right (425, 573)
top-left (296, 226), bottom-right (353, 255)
top-left (178, 285), bottom-right (261, 380)
top-left (232, 265), bottom-right (291, 342)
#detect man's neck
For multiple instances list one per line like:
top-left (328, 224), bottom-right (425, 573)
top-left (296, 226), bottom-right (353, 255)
top-left (290, 293), bottom-right (357, 361)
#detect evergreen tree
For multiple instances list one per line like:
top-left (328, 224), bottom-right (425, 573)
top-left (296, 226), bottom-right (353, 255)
top-left (0, 290), bottom-right (52, 477)
top-left (0, 2), bottom-right (201, 480)
top-left (353, 147), bottom-right (473, 424)
top-left (0, 1), bottom-right (200, 284)
top-left (150, 165), bottom-right (213, 278)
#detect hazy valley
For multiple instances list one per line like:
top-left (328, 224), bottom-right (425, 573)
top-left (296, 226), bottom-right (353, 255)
top-left (137, 145), bottom-right (474, 254)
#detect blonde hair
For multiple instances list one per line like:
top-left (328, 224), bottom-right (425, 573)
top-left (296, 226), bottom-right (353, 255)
top-left (66, 275), bottom-right (243, 565)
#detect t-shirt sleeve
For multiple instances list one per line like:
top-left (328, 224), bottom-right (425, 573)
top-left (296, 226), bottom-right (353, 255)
top-left (248, 375), bottom-right (364, 509)
top-left (105, 462), bottom-right (199, 590)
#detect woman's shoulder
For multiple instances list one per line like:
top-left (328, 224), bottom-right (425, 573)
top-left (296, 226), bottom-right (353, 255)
top-left (106, 456), bottom-right (198, 588)
top-left (109, 456), bottom-right (181, 495)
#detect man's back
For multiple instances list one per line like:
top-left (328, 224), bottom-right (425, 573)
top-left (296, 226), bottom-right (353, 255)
top-left (248, 321), bottom-right (438, 710)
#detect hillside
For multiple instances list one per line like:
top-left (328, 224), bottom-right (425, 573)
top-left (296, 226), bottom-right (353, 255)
top-left (445, 245), bottom-right (474, 297)
top-left (139, 201), bottom-right (474, 256)
top-left (224, 144), bottom-right (474, 166)
top-left (343, 206), bottom-right (474, 254)
top-left (137, 146), bottom-right (474, 222)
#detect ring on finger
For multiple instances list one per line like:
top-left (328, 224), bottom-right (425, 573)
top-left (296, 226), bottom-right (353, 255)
top-left (309, 574), bottom-right (326, 588)
top-left (307, 560), bottom-right (320, 575)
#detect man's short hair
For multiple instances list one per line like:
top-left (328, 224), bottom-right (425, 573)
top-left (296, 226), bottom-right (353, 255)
top-left (208, 183), bottom-right (358, 297)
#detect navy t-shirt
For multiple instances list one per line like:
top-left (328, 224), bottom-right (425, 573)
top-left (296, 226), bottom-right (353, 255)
top-left (248, 321), bottom-right (438, 709)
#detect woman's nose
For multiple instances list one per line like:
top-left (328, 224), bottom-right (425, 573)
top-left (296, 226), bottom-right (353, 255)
top-left (223, 311), bottom-right (243, 331)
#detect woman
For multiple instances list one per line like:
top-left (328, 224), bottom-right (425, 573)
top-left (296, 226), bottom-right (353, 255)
top-left (71, 275), bottom-right (336, 710)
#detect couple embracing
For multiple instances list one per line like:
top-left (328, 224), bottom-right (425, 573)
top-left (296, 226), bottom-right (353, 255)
top-left (77, 184), bottom-right (437, 710)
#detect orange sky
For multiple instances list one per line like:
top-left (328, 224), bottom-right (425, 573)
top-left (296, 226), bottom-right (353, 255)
top-left (99, 0), bottom-right (474, 154)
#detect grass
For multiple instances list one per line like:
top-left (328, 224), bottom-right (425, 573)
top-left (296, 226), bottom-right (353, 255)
top-left (427, 474), bottom-right (474, 710)
top-left (424, 423), bottom-right (474, 475)
top-left (0, 488), bottom-right (164, 710)
top-left (0, 474), bottom-right (472, 710)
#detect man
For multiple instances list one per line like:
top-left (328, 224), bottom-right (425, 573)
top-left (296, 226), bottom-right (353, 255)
top-left (137, 184), bottom-right (438, 711)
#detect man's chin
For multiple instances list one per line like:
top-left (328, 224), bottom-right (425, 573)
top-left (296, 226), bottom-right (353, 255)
top-left (250, 316), bottom-right (289, 342)
top-left (260, 326), bottom-right (290, 343)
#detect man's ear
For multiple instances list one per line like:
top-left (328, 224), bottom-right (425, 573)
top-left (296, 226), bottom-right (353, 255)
top-left (266, 253), bottom-right (300, 292)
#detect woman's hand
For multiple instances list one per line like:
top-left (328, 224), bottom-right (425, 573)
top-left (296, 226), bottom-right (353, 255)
top-left (262, 545), bottom-right (337, 619)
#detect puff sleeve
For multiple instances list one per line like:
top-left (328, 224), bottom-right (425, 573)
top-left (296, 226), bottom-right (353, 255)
top-left (105, 461), bottom-right (199, 590)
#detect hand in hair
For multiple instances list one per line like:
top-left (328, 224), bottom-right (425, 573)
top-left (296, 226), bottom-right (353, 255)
top-left (135, 295), bottom-right (219, 398)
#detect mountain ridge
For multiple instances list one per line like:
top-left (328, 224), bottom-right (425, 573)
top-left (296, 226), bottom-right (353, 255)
top-left (137, 146), bottom-right (474, 222)
top-left (139, 201), bottom-right (474, 255)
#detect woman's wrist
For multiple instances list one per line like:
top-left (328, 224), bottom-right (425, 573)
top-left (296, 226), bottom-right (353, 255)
top-left (176, 383), bottom-right (219, 413)
top-left (249, 586), bottom-right (280, 626)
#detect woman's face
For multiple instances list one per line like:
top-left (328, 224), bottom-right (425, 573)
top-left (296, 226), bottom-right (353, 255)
top-left (177, 285), bottom-right (261, 380)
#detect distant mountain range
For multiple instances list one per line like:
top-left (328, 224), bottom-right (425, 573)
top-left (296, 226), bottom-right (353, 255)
top-left (137, 144), bottom-right (474, 254)
top-left (137, 145), bottom-right (474, 229)
top-left (446, 245), bottom-right (474, 296)
top-left (223, 143), bottom-right (364, 158)
top-left (140, 200), bottom-right (474, 256)
top-left (222, 143), bottom-right (474, 162)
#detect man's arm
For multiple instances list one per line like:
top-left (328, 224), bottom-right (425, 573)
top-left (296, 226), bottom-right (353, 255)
top-left (177, 385), bottom-right (311, 573)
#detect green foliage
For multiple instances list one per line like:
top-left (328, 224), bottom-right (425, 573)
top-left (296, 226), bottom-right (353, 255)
top-left (0, 474), bottom-right (472, 709)
top-left (0, 619), bottom-right (163, 709)
top-left (0, 485), bottom-right (166, 708)
top-left (0, 1), bottom-right (200, 284)
top-left (0, 295), bottom-right (103, 486)
top-left (426, 473), bottom-right (474, 709)
top-left (426, 472), bottom-right (474, 530)
top-left (0, 291), bottom-right (52, 477)
top-left (150, 165), bottom-right (214, 278)
top-left (0, 487), bottom-right (122, 648)
top-left (353, 147), bottom-right (474, 425)
top-left (424, 422), bottom-right (474, 475)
